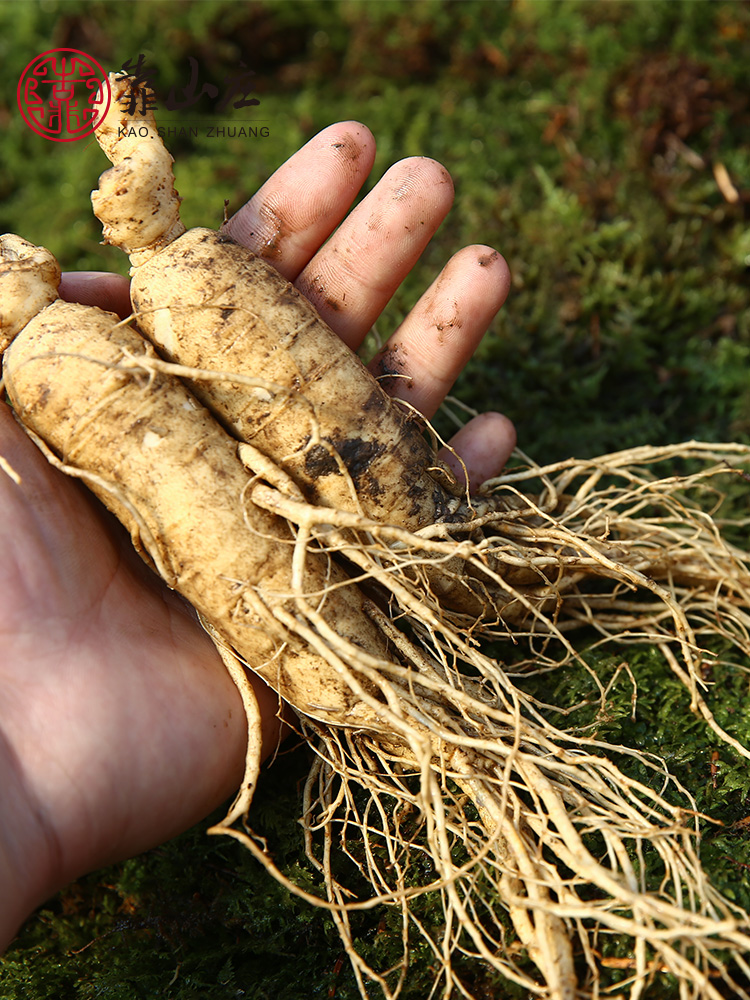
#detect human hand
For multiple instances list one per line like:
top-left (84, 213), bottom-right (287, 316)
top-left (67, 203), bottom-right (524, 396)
top-left (0, 122), bottom-right (513, 950)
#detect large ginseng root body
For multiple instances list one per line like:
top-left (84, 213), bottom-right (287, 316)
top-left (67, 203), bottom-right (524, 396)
top-left (92, 77), bottom-right (463, 529)
top-left (91, 75), bottom-right (516, 618)
top-left (0, 235), bottom-right (580, 999)
top-left (130, 227), bottom-right (458, 525)
top-left (0, 244), bottom-right (388, 729)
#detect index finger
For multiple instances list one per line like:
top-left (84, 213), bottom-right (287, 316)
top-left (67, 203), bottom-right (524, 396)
top-left (222, 121), bottom-right (376, 280)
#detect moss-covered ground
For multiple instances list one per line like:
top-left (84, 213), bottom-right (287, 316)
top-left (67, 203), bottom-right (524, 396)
top-left (1, 2), bottom-right (749, 997)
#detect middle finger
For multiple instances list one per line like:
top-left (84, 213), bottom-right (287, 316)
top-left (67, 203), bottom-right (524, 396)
top-left (294, 156), bottom-right (454, 349)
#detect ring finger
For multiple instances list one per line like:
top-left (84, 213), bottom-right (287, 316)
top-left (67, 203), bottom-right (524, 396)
top-left (368, 245), bottom-right (511, 419)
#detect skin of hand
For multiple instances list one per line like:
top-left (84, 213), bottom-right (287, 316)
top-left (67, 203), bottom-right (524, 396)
top-left (0, 121), bottom-right (514, 951)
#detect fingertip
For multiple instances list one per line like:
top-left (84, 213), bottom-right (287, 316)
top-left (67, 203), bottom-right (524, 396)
top-left (324, 120), bottom-right (376, 156)
top-left (59, 272), bottom-right (132, 320)
top-left (474, 243), bottom-right (511, 281)
top-left (384, 156), bottom-right (454, 208)
top-left (458, 244), bottom-right (512, 305)
top-left (411, 155), bottom-right (454, 190)
top-left (438, 412), bottom-right (517, 492)
top-left (372, 245), bottom-right (511, 419)
top-left (435, 245), bottom-right (511, 319)
top-left (224, 120), bottom-right (378, 276)
top-left (305, 120), bottom-right (377, 181)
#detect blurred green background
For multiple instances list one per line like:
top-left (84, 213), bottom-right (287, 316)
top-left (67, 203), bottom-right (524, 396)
top-left (1, 2), bottom-right (749, 998)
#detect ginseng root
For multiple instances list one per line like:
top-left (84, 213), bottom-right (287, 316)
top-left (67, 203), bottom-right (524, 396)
top-left (3, 73), bottom-right (750, 999)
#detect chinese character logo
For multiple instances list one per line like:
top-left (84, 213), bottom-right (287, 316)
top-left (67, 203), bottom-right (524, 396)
top-left (118, 53), bottom-right (260, 114)
top-left (17, 49), bottom-right (111, 142)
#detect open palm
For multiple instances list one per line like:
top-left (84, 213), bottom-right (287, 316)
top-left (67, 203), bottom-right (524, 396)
top-left (0, 121), bottom-right (513, 949)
